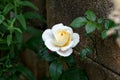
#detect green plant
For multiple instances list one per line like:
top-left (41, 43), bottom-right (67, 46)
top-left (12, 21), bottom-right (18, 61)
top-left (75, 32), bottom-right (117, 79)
top-left (0, 0), bottom-right (45, 80)
top-left (37, 10), bottom-right (116, 80)
top-left (70, 10), bottom-right (116, 59)
top-left (0, 1), bottom-right (115, 79)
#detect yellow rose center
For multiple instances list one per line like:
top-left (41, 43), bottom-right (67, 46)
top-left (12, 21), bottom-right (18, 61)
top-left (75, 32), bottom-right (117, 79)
top-left (54, 30), bottom-right (71, 47)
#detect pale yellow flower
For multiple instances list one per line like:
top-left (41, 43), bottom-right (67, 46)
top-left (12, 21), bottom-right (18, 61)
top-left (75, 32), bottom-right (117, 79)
top-left (42, 23), bottom-right (80, 57)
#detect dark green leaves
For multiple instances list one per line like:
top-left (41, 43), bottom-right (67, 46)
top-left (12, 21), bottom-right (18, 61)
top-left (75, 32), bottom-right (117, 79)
top-left (15, 64), bottom-right (36, 80)
top-left (38, 48), bottom-right (56, 62)
top-left (62, 55), bottom-right (76, 67)
top-left (70, 10), bottom-right (115, 40)
top-left (0, 0), bottom-right (46, 80)
top-left (49, 61), bottom-right (62, 80)
top-left (70, 17), bottom-right (87, 28)
top-left (24, 12), bottom-right (46, 23)
top-left (25, 27), bottom-right (43, 52)
top-left (15, 31), bottom-right (23, 49)
top-left (0, 15), bottom-right (5, 24)
top-left (101, 30), bottom-right (107, 39)
top-left (17, 14), bottom-right (26, 30)
top-left (101, 20), bottom-right (116, 39)
top-left (98, 18), bottom-right (103, 23)
top-left (85, 22), bottom-right (97, 33)
top-left (26, 26), bottom-right (42, 36)
top-left (70, 10), bottom-right (103, 34)
top-left (104, 20), bottom-right (116, 29)
top-left (61, 69), bottom-right (88, 80)
top-left (13, 27), bottom-right (22, 33)
top-left (3, 3), bottom-right (14, 15)
top-left (19, 1), bottom-right (39, 11)
top-left (7, 35), bottom-right (12, 46)
top-left (80, 47), bottom-right (93, 60)
top-left (85, 10), bottom-right (96, 21)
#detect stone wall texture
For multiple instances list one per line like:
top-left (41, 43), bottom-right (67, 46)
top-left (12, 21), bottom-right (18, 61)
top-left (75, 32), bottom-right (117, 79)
top-left (22, 0), bottom-right (120, 80)
top-left (46, 0), bottom-right (120, 80)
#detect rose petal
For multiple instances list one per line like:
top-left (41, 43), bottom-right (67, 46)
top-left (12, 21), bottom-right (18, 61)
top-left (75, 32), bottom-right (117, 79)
top-left (56, 49), bottom-right (73, 57)
top-left (64, 26), bottom-right (73, 35)
top-left (61, 41), bottom-right (74, 51)
top-left (52, 23), bottom-right (64, 32)
top-left (42, 29), bottom-right (53, 41)
top-left (52, 23), bottom-right (73, 35)
top-left (45, 39), bottom-right (59, 51)
top-left (72, 33), bottom-right (80, 47)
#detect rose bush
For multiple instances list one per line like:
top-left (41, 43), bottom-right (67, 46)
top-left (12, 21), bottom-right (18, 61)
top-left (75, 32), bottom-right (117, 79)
top-left (42, 23), bottom-right (80, 57)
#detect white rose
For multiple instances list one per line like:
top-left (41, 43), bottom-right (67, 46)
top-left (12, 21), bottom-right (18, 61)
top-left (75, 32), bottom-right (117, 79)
top-left (42, 23), bottom-right (80, 57)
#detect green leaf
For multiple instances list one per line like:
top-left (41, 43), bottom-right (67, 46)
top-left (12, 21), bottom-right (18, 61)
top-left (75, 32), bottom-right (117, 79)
top-left (0, 77), bottom-right (6, 80)
top-left (19, 1), bottom-right (39, 11)
top-left (98, 18), bottom-right (104, 23)
top-left (7, 35), bottom-right (12, 46)
top-left (96, 23), bottom-right (102, 30)
top-left (13, 27), bottom-right (22, 33)
top-left (17, 14), bottom-right (26, 30)
top-left (0, 15), bottom-right (5, 24)
top-left (80, 47), bottom-right (93, 60)
top-left (85, 22), bottom-right (97, 33)
top-left (105, 20), bottom-right (116, 29)
top-left (26, 26), bottom-right (42, 36)
top-left (70, 17), bottom-right (88, 28)
top-left (3, 3), bottom-right (14, 15)
top-left (38, 48), bottom-right (56, 62)
top-left (49, 61), bottom-right (62, 80)
top-left (15, 31), bottom-right (23, 49)
top-left (62, 55), bottom-right (76, 67)
top-left (24, 12), bottom-right (46, 23)
top-left (80, 49), bottom-right (88, 59)
top-left (61, 68), bottom-right (88, 80)
top-left (101, 30), bottom-right (107, 39)
top-left (15, 64), bottom-right (36, 80)
top-left (85, 10), bottom-right (96, 21)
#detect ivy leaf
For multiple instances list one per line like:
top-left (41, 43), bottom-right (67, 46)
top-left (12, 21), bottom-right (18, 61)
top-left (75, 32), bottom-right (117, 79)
top-left (70, 17), bottom-right (88, 28)
top-left (7, 35), bottom-right (12, 46)
top-left (24, 12), bottom-right (46, 23)
top-left (101, 30), bottom-right (107, 39)
top-left (0, 15), bottom-right (5, 24)
top-left (85, 22), bottom-right (97, 33)
top-left (98, 18), bottom-right (104, 23)
top-left (17, 14), bottom-right (26, 30)
top-left (49, 61), bottom-right (63, 80)
top-left (3, 3), bottom-right (14, 15)
top-left (80, 47), bottom-right (93, 60)
top-left (105, 20), bottom-right (116, 29)
top-left (85, 10), bottom-right (96, 21)
top-left (19, 1), bottom-right (39, 11)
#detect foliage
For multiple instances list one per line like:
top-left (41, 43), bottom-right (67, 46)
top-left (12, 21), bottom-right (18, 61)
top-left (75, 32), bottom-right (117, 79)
top-left (0, 0), bottom-right (45, 80)
top-left (0, 1), bottom-right (114, 80)
top-left (38, 48), bottom-right (88, 80)
top-left (70, 10), bottom-right (116, 60)
top-left (70, 10), bottom-right (116, 37)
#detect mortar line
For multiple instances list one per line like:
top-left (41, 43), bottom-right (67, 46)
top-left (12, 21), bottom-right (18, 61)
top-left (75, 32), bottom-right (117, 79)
top-left (75, 50), bottom-right (120, 76)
